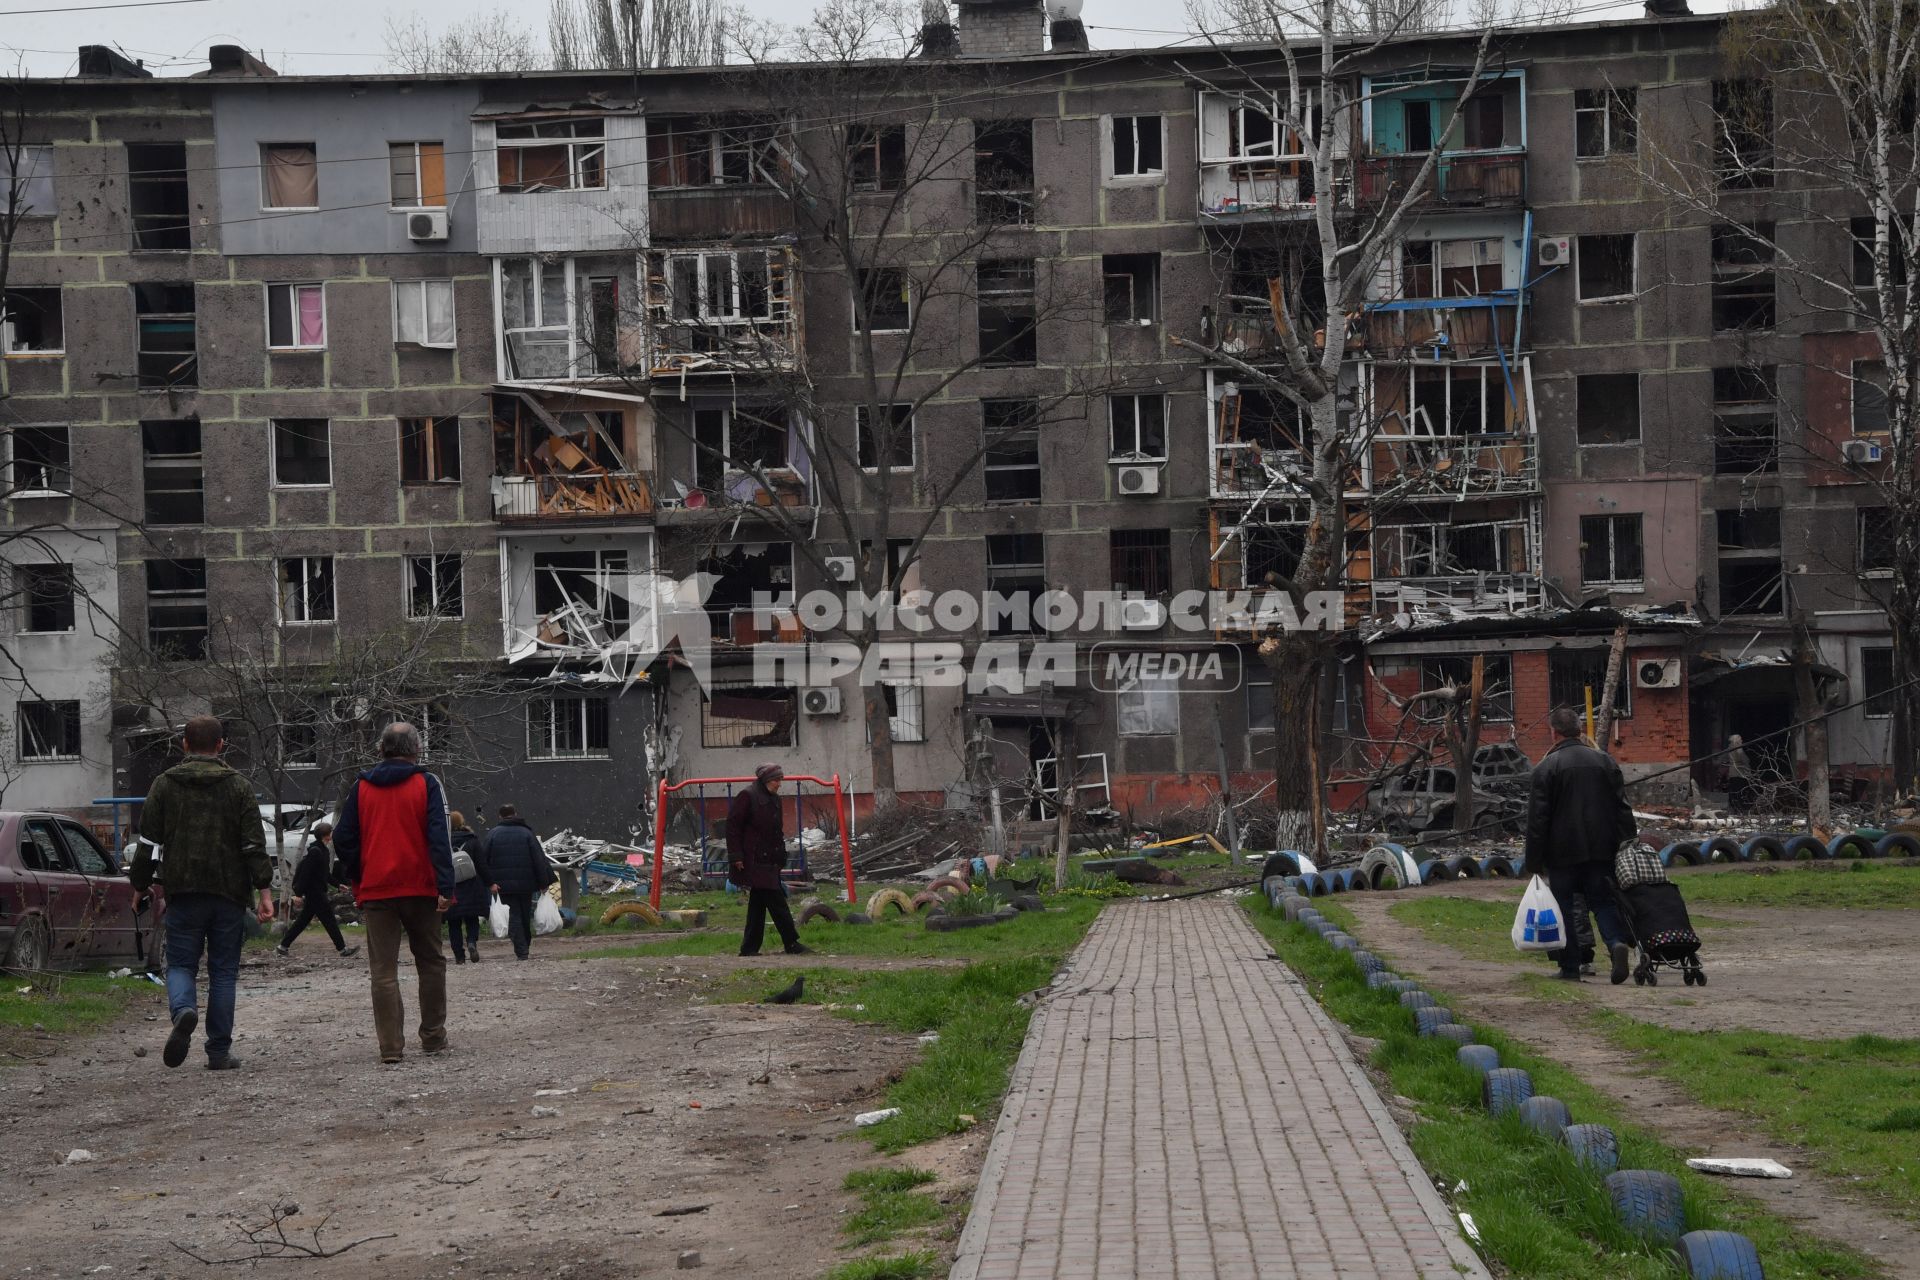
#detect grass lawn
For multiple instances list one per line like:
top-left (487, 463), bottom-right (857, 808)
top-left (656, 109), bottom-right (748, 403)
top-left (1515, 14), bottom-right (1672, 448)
top-left (1384, 895), bottom-right (1747, 967)
top-left (1673, 863), bottom-right (1920, 911)
top-left (0, 970), bottom-right (165, 1059)
top-left (820, 1252), bottom-right (940, 1280)
top-left (842, 1167), bottom-right (946, 1246)
top-left (1245, 899), bottom-right (1880, 1279)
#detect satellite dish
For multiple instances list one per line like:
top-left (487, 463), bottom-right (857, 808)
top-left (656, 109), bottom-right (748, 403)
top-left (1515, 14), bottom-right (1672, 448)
top-left (1047, 0), bottom-right (1084, 20)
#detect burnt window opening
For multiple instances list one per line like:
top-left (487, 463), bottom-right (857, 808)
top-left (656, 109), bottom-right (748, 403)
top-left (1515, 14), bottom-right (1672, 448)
top-left (1716, 506), bottom-right (1785, 616)
top-left (400, 416), bottom-right (462, 485)
top-left (1852, 360), bottom-right (1891, 435)
top-left (986, 533), bottom-right (1046, 636)
top-left (1420, 654), bottom-right (1515, 721)
top-left (135, 282), bottom-right (197, 389)
top-left (535, 549), bottom-right (632, 634)
top-left (126, 142), bottom-right (189, 251)
top-left (698, 542), bottom-right (795, 642)
top-left (646, 117), bottom-right (774, 189)
top-left (1229, 245), bottom-right (1325, 329)
top-left (701, 685), bottom-right (796, 749)
top-left (1859, 507), bottom-right (1896, 574)
top-left (1576, 234), bottom-right (1635, 302)
top-left (1242, 521), bottom-right (1306, 589)
top-left (855, 403), bottom-right (915, 471)
top-left (1713, 366), bottom-right (1778, 474)
top-left (1575, 373), bottom-right (1640, 445)
top-left (17, 700), bottom-right (82, 760)
top-left (983, 400), bottom-right (1041, 504)
top-left (1110, 114), bottom-right (1164, 178)
top-left (1110, 528), bottom-right (1171, 596)
top-left (1103, 253), bottom-right (1158, 325)
top-left (277, 556), bottom-right (336, 625)
top-left (1863, 647), bottom-right (1896, 716)
top-left (855, 267), bottom-right (910, 332)
top-left (146, 558), bottom-right (208, 659)
top-left (1549, 648), bottom-right (1631, 716)
top-left (2, 287), bottom-right (63, 354)
top-left (19, 563), bottom-right (77, 633)
top-left (692, 406), bottom-right (788, 493)
top-left (271, 419), bottom-right (331, 488)
top-left (10, 425), bottom-right (70, 494)
top-left (1580, 513), bottom-right (1644, 586)
top-left (978, 259), bottom-right (1037, 367)
top-left (847, 125), bottom-right (907, 191)
top-left (1714, 79), bottom-right (1774, 190)
top-left (1376, 521), bottom-right (1519, 579)
top-left (408, 553), bottom-right (464, 619)
top-left (1712, 223), bottom-right (1776, 332)
top-left (1575, 87), bottom-right (1637, 158)
top-left (1851, 216), bottom-right (1909, 289)
top-left (1401, 238), bottom-right (1501, 299)
top-left (974, 120), bottom-right (1034, 225)
top-left (141, 418), bottom-right (203, 525)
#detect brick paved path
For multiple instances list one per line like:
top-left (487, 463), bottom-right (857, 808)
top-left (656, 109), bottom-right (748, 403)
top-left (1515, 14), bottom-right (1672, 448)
top-left (950, 899), bottom-right (1488, 1280)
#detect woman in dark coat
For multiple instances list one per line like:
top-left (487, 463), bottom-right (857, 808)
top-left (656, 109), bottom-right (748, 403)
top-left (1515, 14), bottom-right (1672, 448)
top-left (445, 811), bottom-right (490, 964)
top-left (727, 763), bottom-right (809, 958)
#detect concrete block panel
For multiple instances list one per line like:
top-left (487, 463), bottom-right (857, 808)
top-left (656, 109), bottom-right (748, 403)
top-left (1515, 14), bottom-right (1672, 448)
top-left (324, 279), bottom-right (397, 389)
top-left (58, 282), bottom-right (135, 395)
top-left (53, 143), bottom-right (131, 250)
top-left (396, 345), bottom-right (460, 390)
top-left (329, 417), bottom-right (403, 526)
top-left (269, 488), bottom-right (334, 529)
top-left (195, 282), bottom-right (268, 391)
top-left (3, 359), bottom-right (68, 397)
top-left (205, 419), bottom-right (272, 530)
top-left (268, 351), bottom-right (327, 390)
top-left (453, 276), bottom-right (496, 382)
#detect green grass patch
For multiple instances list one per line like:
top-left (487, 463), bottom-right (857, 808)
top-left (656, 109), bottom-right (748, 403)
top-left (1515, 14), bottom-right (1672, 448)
top-left (1670, 863), bottom-right (1920, 911)
top-left (820, 1251), bottom-right (940, 1280)
top-left (1387, 894), bottom-right (1745, 968)
top-left (1243, 898), bottom-right (1880, 1279)
top-left (1593, 1017), bottom-right (1920, 1216)
top-left (842, 1167), bottom-right (946, 1246)
top-left (0, 970), bottom-right (164, 1056)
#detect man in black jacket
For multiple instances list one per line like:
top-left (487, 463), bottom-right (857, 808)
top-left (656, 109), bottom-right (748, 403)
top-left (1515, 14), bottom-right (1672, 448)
top-left (1524, 707), bottom-right (1635, 984)
top-left (479, 804), bottom-right (553, 960)
top-left (276, 822), bottom-right (360, 958)
top-left (728, 763), bottom-right (809, 958)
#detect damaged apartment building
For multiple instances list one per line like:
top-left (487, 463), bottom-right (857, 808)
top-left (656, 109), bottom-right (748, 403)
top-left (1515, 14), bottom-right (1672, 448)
top-left (0, 4), bottom-right (1900, 830)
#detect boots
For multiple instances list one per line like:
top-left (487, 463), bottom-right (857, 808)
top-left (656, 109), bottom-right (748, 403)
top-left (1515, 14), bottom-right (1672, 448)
top-left (452, 947), bottom-right (466, 965)
top-left (468, 945), bottom-right (480, 964)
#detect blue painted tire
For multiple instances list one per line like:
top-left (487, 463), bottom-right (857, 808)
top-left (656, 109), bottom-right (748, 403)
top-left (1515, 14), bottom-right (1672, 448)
top-left (1482, 1067), bottom-right (1533, 1116)
top-left (1362, 843), bottom-right (1420, 890)
top-left (1384, 978), bottom-right (1419, 994)
top-left (1562, 1123), bottom-right (1619, 1173)
top-left (1341, 868), bottom-right (1372, 892)
top-left (1418, 859), bottom-right (1453, 884)
top-left (1350, 949), bottom-right (1383, 974)
top-left (1479, 854), bottom-right (1516, 878)
top-left (1457, 1044), bottom-right (1500, 1077)
top-left (1443, 855), bottom-right (1483, 880)
top-left (1282, 897), bottom-right (1312, 923)
top-left (1828, 831), bottom-right (1878, 860)
top-left (1783, 835), bottom-right (1830, 861)
top-left (1413, 1006), bottom-right (1455, 1036)
top-left (1659, 842), bottom-right (1704, 868)
top-left (1677, 1229), bottom-right (1766, 1279)
top-left (1740, 835), bottom-right (1788, 862)
top-left (1606, 1169), bottom-right (1686, 1242)
top-left (1262, 851), bottom-right (1307, 879)
top-left (1329, 934), bottom-right (1356, 951)
top-left (1323, 869), bottom-right (1348, 894)
top-left (1304, 873), bottom-right (1333, 897)
top-left (1366, 971), bottom-right (1399, 990)
top-left (1433, 1023), bottom-right (1475, 1045)
top-left (1285, 874), bottom-right (1309, 894)
top-left (1398, 990), bottom-right (1438, 1012)
top-left (1517, 1095), bottom-right (1572, 1138)
top-left (1703, 837), bottom-right (1745, 863)
top-left (1876, 832), bottom-right (1920, 859)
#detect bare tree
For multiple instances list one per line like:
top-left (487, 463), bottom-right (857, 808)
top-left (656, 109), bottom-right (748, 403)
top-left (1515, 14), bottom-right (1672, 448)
top-left (383, 9), bottom-right (550, 74)
top-left (549, 0), bottom-right (728, 69)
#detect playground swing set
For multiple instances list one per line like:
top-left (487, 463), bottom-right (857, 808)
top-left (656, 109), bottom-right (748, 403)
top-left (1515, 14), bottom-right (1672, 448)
top-left (647, 773), bottom-right (858, 910)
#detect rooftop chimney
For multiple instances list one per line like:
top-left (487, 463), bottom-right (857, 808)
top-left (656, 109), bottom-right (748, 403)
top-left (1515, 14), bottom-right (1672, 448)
top-left (203, 45), bottom-right (279, 77)
top-left (1049, 17), bottom-right (1089, 51)
top-left (77, 46), bottom-right (151, 79)
top-left (920, 19), bottom-right (960, 57)
top-left (1644, 0), bottom-right (1691, 15)
top-left (955, 0), bottom-right (1048, 57)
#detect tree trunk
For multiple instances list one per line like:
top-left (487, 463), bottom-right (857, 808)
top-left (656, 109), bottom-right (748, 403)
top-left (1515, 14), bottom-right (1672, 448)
top-left (1264, 637), bottom-right (1322, 856)
top-left (863, 685), bottom-right (898, 812)
top-left (1052, 714), bottom-right (1077, 892)
top-left (1892, 576), bottom-right (1920, 797)
top-left (1594, 622), bottom-right (1630, 750)
top-left (1452, 654), bottom-right (1484, 834)
top-left (1792, 614), bottom-right (1833, 836)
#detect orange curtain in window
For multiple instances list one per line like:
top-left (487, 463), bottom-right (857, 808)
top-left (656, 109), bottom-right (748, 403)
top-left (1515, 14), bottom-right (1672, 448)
top-left (419, 143), bottom-right (445, 207)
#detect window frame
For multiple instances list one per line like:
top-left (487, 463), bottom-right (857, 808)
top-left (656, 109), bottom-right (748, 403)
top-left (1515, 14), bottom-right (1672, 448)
top-left (16, 699), bottom-right (82, 762)
top-left (855, 403), bottom-right (916, 472)
top-left (853, 267), bottom-right (911, 333)
top-left (1, 144), bottom-right (55, 216)
top-left (399, 416), bottom-right (462, 486)
top-left (527, 694), bottom-right (613, 760)
top-left (270, 418), bottom-right (332, 489)
top-left (259, 142), bottom-right (320, 212)
top-left (1574, 372), bottom-right (1642, 446)
top-left (406, 552), bottom-right (465, 620)
top-left (1573, 87), bottom-right (1637, 159)
top-left (2, 286), bottom-right (64, 356)
top-left (276, 555), bottom-right (337, 626)
top-left (847, 125), bottom-right (907, 193)
top-left (1116, 674), bottom-right (1179, 737)
top-left (1851, 359), bottom-right (1891, 437)
top-left (8, 425), bottom-right (71, 496)
top-left (1575, 233), bottom-right (1636, 303)
top-left (392, 278), bottom-right (456, 348)
top-left (1108, 393), bottom-right (1168, 462)
top-left (1106, 113), bottom-right (1166, 183)
top-left (17, 562), bottom-right (78, 634)
top-left (1578, 512), bottom-right (1645, 589)
top-left (134, 282), bottom-right (197, 388)
top-left (144, 557), bottom-right (209, 659)
top-left (387, 140), bottom-right (447, 210)
top-left (126, 142), bottom-right (189, 251)
top-left (495, 118), bottom-right (608, 194)
top-left (1101, 253), bottom-right (1159, 326)
top-left (876, 681), bottom-right (927, 744)
top-left (663, 249), bottom-right (776, 327)
top-left (983, 400), bottom-right (1042, 505)
top-left (265, 282), bottom-right (327, 351)
top-left (140, 418), bottom-right (204, 526)
top-left (1858, 507), bottom-right (1895, 577)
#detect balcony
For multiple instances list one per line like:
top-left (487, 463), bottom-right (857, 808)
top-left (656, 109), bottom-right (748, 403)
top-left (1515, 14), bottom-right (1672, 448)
top-left (493, 472), bottom-right (654, 522)
top-left (648, 186), bottom-right (792, 241)
top-left (1361, 298), bottom-right (1519, 361)
top-left (1370, 433), bottom-right (1538, 500)
top-left (1370, 572), bottom-right (1542, 614)
top-left (1354, 151), bottom-right (1526, 210)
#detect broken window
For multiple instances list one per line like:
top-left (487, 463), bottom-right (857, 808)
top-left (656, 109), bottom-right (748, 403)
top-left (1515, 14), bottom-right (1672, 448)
top-left (280, 718), bottom-right (319, 768)
top-left (645, 118), bottom-right (772, 188)
top-left (1579, 513), bottom-right (1644, 586)
top-left (497, 118), bottom-right (606, 192)
top-left (1, 145), bottom-right (54, 215)
top-left (1862, 647), bottom-right (1895, 716)
top-left (17, 700), bottom-right (81, 761)
top-left (1852, 360), bottom-right (1890, 435)
top-left (1375, 521), bottom-right (1518, 579)
top-left (974, 120), bottom-right (1034, 224)
top-left (1859, 507), bottom-right (1895, 574)
top-left (1110, 114), bottom-right (1164, 178)
top-left (407, 553), bottom-right (464, 619)
top-left (856, 404), bottom-right (914, 471)
top-left (400, 416), bottom-right (462, 484)
top-left (1228, 243), bottom-right (1324, 329)
top-left (1402, 238), bottom-right (1501, 299)
top-left (18, 563), bottom-right (76, 633)
top-left (1109, 394), bottom-right (1167, 460)
top-left (847, 125), bottom-right (906, 191)
top-left (1110, 528), bottom-right (1171, 595)
top-left (692, 406), bottom-right (788, 492)
top-left (1420, 654), bottom-right (1514, 721)
top-left (393, 279), bottom-right (455, 347)
top-left (1404, 100), bottom-right (1435, 152)
top-left (278, 556), bottom-right (336, 624)
top-left (698, 543), bottom-right (795, 642)
top-left (1102, 253), bottom-right (1158, 325)
top-left (260, 143), bottom-right (318, 209)
top-left (1712, 366), bottom-right (1777, 473)
top-left (1712, 223), bottom-right (1776, 332)
top-left (1716, 507), bottom-right (1784, 616)
top-left (126, 142), bottom-right (188, 251)
top-left (529, 695), bottom-right (611, 759)
top-left (267, 282), bottom-right (326, 350)
top-left (135, 283), bottom-right (196, 388)
top-left (880, 682), bottom-right (926, 743)
top-left (2, 287), bottom-right (63, 354)
top-left (855, 268), bottom-right (910, 332)
top-left (1117, 674), bottom-right (1178, 736)
top-left (1851, 216), bottom-right (1908, 289)
top-left (9, 425), bottom-right (69, 494)
top-left (1575, 373), bottom-right (1639, 445)
top-left (1462, 94), bottom-right (1506, 149)
top-left (977, 259), bottom-right (1036, 366)
top-left (666, 251), bottom-right (774, 325)
top-left (141, 418), bottom-right (203, 525)
top-left (535, 549), bottom-right (631, 636)
top-left (700, 686), bottom-right (795, 749)
top-left (1241, 521), bottom-right (1306, 589)
top-left (986, 533), bottom-right (1045, 636)
top-left (1223, 386), bottom-right (1311, 458)
top-left (1576, 234), bottom-right (1634, 302)
top-left (1549, 649), bottom-right (1630, 716)
top-left (388, 141), bottom-right (446, 208)
top-left (1714, 79), bottom-right (1773, 189)
top-left (1247, 679), bottom-right (1274, 734)
top-left (145, 558), bottom-right (207, 659)
top-left (271, 419), bottom-right (331, 487)
top-left (983, 400), bottom-right (1040, 504)
top-left (1575, 87), bottom-right (1637, 158)
top-left (1408, 365), bottom-right (1497, 435)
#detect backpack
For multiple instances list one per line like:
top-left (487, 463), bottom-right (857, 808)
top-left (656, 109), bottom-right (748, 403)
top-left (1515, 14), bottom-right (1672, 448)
top-left (452, 848), bottom-right (478, 883)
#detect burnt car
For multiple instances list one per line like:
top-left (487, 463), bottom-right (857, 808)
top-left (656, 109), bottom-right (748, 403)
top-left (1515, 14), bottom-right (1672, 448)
top-left (1365, 764), bottom-right (1526, 835)
top-left (2, 811), bottom-right (162, 971)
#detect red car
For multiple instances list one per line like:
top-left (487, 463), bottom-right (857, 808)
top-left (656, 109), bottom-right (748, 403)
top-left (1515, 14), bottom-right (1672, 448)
top-left (1, 811), bottom-right (163, 971)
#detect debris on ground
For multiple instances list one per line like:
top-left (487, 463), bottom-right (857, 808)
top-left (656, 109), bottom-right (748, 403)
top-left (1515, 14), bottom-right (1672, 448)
top-left (854, 1107), bottom-right (901, 1127)
top-left (1687, 1157), bottom-right (1793, 1179)
top-left (63, 1149), bottom-right (97, 1165)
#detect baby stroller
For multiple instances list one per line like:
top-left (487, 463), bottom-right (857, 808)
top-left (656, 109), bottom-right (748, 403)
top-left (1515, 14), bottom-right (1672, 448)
top-left (1610, 843), bottom-right (1706, 987)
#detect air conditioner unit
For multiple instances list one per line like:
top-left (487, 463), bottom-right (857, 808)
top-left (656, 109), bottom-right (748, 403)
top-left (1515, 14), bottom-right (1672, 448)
top-left (407, 209), bottom-right (450, 242)
top-left (1537, 236), bottom-right (1571, 267)
top-left (824, 556), bottom-right (856, 583)
top-left (801, 686), bottom-right (841, 716)
top-left (1635, 658), bottom-right (1682, 689)
top-left (1120, 598), bottom-right (1166, 631)
top-left (1841, 438), bottom-right (1885, 464)
top-left (1115, 464), bottom-right (1161, 496)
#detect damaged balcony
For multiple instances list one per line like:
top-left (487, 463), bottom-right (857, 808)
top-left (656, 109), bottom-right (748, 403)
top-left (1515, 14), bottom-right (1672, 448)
top-left (1207, 375), bottom-right (1365, 501)
top-left (646, 116), bottom-right (793, 241)
top-left (656, 402), bottom-right (814, 516)
top-left (1368, 359), bottom-right (1539, 500)
top-left (492, 392), bottom-right (654, 522)
top-left (1370, 514), bottom-right (1543, 614)
top-left (1197, 89), bottom-right (1345, 221)
top-left (502, 531), bottom-right (658, 679)
top-left (646, 247), bottom-right (796, 377)
top-left (1356, 69), bottom-right (1527, 210)
top-left (495, 255), bottom-right (646, 384)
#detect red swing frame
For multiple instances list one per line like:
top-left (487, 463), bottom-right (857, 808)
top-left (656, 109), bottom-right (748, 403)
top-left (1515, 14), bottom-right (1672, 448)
top-left (648, 773), bottom-right (859, 909)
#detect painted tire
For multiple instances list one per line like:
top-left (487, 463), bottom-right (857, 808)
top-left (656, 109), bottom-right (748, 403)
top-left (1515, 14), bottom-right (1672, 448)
top-left (1350, 949), bottom-right (1383, 974)
top-left (1482, 1067), bottom-right (1533, 1116)
top-left (909, 891), bottom-right (944, 913)
top-left (1366, 971), bottom-right (1399, 990)
top-left (1362, 844), bottom-right (1421, 890)
top-left (1562, 1123), bottom-right (1620, 1174)
top-left (1517, 1095), bottom-right (1572, 1139)
top-left (1703, 837), bottom-right (1745, 864)
top-left (1479, 854), bottom-right (1516, 878)
top-left (1457, 1044), bottom-right (1500, 1077)
top-left (1323, 870), bottom-right (1348, 894)
top-left (1659, 842), bottom-right (1704, 868)
top-left (599, 900), bottom-right (663, 928)
top-left (1418, 859), bottom-right (1454, 884)
top-left (1605, 1169), bottom-right (1687, 1242)
top-left (1444, 855), bottom-right (1485, 880)
top-left (1676, 1230), bottom-right (1766, 1279)
top-left (1383, 978), bottom-right (1419, 994)
top-left (926, 876), bottom-right (971, 897)
top-left (1413, 1006), bottom-right (1455, 1036)
top-left (865, 888), bottom-right (915, 917)
top-left (844, 912), bottom-right (873, 925)
top-left (1262, 851), bottom-right (1308, 879)
top-left (1303, 874), bottom-right (1333, 898)
top-left (1827, 831), bottom-right (1879, 860)
top-left (1343, 869), bottom-right (1373, 892)
top-left (1285, 875), bottom-right (1309, 895)
top-left (1739, 835), bottom-right (1788, 862)
top-left (1398, 990), bottom-right (1438, 1012)
top-left (794, 900), bottom-right (841, 926)
top-left (1875, 832), bottom-right (1920, 859)
top-left (1283, 897), bottom-right (1312, 923)
top-left (1783, 835), bottom-right (1830, 861)
top-left (1328, 934), bottom-right (1357, 952)
top-left (1297, 907), bottom-right (1323, 925)
top-left (1433, 1023), bottom-right (1475, 1045)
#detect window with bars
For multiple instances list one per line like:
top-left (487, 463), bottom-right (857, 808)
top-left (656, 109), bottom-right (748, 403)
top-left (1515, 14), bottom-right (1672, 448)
top-left (407, 554), bottom-right (463, 619)
top-left (400, 416), bottom-right (462, 485)
top-left (1549, 649), bottom-right (1631, 716)
top-left (1110, 529), bottom-right (1172, 595)
top-left (17, 700), bottom-right (81, 761)
top-left (18, 563), bottom-right (76, 633)
top-left (983, 400), bottom-right (1040, 504)
top-left (528, 695), bottom-right (612, 759)
top-left (271, 419), bottom-right (331, 487)
top-left (277, 557), bottom-right (337, 625)
top-left (141, 418), bottom-right (203, 525)
top-left (1713, 366), bottom-right (1777, 473)
top-left (1579, 513), bottom-right (1644, 587)
top-left (146, 558), bottom-right (207, 659)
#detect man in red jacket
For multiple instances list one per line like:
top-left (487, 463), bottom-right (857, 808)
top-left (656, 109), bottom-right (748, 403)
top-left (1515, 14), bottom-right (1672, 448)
top-left (332, 722), bottom-right (455, 1063)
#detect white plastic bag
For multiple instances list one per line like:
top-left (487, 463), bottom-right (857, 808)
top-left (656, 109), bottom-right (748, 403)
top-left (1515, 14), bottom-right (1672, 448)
top-left (533, 893), bottom-right (562, 936)
top-left (1511, 875), bottom-right (1567, 952)
top-left (488, 894), bottom-right (510, 940)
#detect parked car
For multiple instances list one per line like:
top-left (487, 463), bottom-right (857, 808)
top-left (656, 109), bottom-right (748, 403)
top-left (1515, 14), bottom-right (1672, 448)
top-left (1365, 766), bottom-right (1524, 835)
top-left (259, 804), bottom-right (336, 890)
top-left (1470, 743), bottom-right (1533, 794)
top-left (2, 811), bottom-right (163, 971)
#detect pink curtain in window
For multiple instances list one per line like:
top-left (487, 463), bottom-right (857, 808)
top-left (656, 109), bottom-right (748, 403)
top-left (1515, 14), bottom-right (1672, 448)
top-left (297, 287), bottom-right (324, 347)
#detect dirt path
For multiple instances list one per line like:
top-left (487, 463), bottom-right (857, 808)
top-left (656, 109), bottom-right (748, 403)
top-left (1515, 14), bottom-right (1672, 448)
top-left (0, 943), bottom-right (974, 1279)
top-left (1336, 884), bottom-right (1920, 1276)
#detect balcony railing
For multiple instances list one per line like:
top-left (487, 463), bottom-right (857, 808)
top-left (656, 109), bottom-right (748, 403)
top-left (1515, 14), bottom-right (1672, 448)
top-left (1371, 433), bottom-right (1539, 499)
top-left (1354, 151), bottom-right (1526, 209)
top-left (1361, 299), bottom-right (1519, 360)
top-left (647, 186), bottom-right (793, 240)
top-left (493, 472), bottom-right (654, 521)
top-left (1370, 572), bottom-right (1541, 612)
